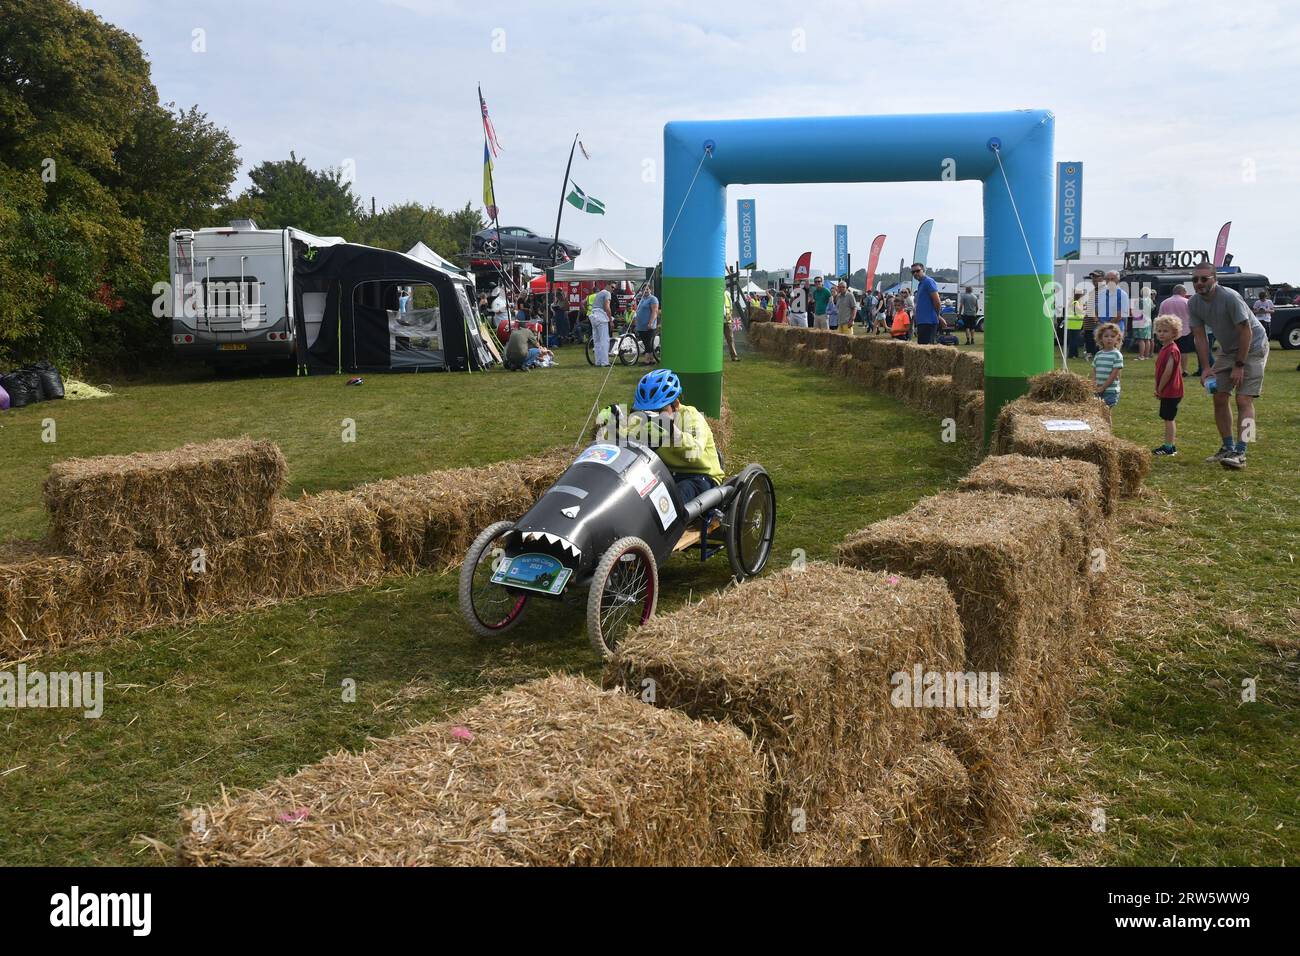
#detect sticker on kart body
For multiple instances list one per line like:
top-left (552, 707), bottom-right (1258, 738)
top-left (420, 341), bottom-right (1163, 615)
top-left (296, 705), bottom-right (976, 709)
top-left (625, 460), bottom-right (660, 498)
top-left (491, 552), bottom-right (572, 595)
top-left (576, 444), bottom-right (623, 466)
top-left (648, 482), bottom-right (677, 530)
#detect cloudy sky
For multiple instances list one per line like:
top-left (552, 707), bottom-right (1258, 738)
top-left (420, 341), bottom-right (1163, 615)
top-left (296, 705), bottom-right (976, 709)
top-left (90, 0), bottom-right (1299, 278)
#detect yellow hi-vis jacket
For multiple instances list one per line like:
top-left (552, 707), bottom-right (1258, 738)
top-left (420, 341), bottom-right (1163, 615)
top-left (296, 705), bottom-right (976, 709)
top-left (594, 404), bottom-right (724, 481)
top-left (1067, 300), bottom-right (1085, 330)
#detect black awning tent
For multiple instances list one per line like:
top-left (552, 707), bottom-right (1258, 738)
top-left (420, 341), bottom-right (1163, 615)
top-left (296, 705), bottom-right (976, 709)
top-left (293, 243), bottom-right (495, 372)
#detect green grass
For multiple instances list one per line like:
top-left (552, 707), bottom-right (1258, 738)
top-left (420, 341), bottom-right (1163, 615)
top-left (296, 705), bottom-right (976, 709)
top-left (0, 336), bottom-right (1295, 865)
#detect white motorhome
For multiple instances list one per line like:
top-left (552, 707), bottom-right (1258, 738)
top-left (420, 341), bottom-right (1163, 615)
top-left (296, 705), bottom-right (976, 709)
top-left (167, 219), bottom-right (345, 363)
top-left (167, 221), bottom-right (494, 372)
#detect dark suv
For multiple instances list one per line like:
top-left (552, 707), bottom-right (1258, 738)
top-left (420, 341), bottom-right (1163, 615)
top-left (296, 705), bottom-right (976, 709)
top-left (472, 227), bottom-right (580, 262)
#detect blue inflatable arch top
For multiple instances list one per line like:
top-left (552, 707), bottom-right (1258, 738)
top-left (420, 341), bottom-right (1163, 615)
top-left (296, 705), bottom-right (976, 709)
top-left (660, 110), bottom-right (1056, 431)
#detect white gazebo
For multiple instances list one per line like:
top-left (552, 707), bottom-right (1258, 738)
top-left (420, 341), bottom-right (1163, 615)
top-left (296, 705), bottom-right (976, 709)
top-left (549, 238), bottom-right (649, 282)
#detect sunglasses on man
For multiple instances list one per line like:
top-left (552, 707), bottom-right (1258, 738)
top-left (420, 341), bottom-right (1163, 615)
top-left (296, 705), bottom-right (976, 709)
top-left (1192, 275), bottom-right (1213, 284)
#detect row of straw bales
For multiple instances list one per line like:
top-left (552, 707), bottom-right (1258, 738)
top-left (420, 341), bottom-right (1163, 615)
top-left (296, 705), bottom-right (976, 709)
top-left (175, 370), bottom-right (1142, 865)
top-left (748, 324), bottom-right (988, 446)
top-left (2, 439), bottom-right (573, 659)
top-left (748, 324), bottom-right (1152, 492)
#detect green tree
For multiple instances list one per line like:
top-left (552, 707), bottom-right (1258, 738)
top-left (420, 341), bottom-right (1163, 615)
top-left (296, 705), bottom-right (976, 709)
top-left (354, 200), bottom-right (484, 261)
top-left (223, 153), bottom-right (363, 238)
top-left (0, 0), bottom-right (238, 368)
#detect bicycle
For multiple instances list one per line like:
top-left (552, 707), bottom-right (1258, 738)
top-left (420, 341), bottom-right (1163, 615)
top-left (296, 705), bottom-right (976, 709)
top-left (586, 316), bottom-right (659, 366)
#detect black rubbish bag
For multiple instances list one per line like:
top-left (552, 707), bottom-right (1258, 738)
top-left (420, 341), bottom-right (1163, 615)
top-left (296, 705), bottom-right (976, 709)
top-left (0, 369), bottom-right (42, 408)
top-left (27, 361), bottom-right (65, 400)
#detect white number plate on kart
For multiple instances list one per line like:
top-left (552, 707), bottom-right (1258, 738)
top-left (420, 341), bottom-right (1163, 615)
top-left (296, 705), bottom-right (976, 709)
top-left (490, 552), bottom-right (572, 596)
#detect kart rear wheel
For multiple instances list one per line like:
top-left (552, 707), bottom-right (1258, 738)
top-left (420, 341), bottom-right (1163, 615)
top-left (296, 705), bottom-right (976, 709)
top-left (459, 520), bottom-right (529, 638)
top-left (725, 465), bottom-right (776, 582)
top-left (586, 536), bottom-right (658, 659)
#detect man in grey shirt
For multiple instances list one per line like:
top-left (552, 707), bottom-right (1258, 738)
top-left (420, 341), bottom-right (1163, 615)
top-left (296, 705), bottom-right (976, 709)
top-left (1189, 261), bottom-right (1269, 470)
top-left (834, 282), bottom-right (858, 335)
top-left (958, 286), bottom-right (980, 344)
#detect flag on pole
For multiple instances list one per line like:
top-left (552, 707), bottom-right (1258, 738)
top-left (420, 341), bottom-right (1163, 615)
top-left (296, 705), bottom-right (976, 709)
top-left (482, 142), bottom-right (498, 220)
top-left (479, 86), bottom-right (502, 156)
top-left (911, 219), bottom-right (934, 290)
top-left (1213, 221), bottom-right (1232, 267)
top-left (865, 234), bottom-right (886, 292)
top-left (565, 183), bottom-right (605, 214)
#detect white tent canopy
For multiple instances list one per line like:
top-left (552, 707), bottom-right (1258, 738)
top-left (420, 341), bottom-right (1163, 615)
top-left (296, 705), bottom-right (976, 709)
top-left (550, 238), bottom-right (648, 282)
top-left (406, 241), bottom-right (464, 276)
top-left (742, 280), bottom-right (764, 294)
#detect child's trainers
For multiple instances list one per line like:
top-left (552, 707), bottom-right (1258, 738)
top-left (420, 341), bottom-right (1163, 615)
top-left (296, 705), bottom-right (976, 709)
top-left (1152, 445), bottom-right (1177, 457)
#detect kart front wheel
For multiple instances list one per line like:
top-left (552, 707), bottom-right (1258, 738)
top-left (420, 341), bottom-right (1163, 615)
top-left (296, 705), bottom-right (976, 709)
top-left (725, 465), bottom-right (777, 581)
top-left (586, 536), bottom-right (658, 659)
top-left (459, 521), bottom-right (529, 638)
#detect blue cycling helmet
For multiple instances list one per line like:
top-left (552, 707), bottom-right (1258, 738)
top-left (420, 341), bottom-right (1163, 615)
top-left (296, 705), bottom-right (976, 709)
top-left (633, 368), bottom-right (683, 411)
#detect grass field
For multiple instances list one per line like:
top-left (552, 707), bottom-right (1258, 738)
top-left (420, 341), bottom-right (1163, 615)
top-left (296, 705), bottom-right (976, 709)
top-left (0, 333), bottom-right (1296, 865)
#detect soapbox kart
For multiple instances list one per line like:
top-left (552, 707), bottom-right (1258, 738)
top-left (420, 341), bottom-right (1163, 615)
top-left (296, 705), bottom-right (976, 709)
top-left (458, 439), bottom-right (776, 658)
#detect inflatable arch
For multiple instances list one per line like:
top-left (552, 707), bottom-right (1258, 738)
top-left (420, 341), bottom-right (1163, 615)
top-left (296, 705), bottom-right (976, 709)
top-left (660, 110), bottom-right (1055, 432)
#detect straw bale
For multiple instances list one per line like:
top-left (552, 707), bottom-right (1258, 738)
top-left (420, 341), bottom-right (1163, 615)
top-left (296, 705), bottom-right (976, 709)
top-left (810, 348), bottom-right (836, 371)
top-left (901, 343), bottom-right (960, 381)
top-left (806, 329), bottom-right (835, 352)
top-left (773, 741), bottom-right (972, 866)
top-left (991, 398), bottom-right (1120, 513)
top-left (350, 448), bottom-right (569, 573)
top-left (845, 358), bottom-right (881, 391)
top-left (43, 438), bottom-right (286, 557)
top-left (1114, 437), bottom-right (1152, 498)
top-left (848, 337), bottom-right (875, 362)
top-left (864, 337), bottom-right (907, 370)
top-left (187, 493), bottom-right (384, 614)
top-left (838, 491), bottom-right (1088, 743)
top-left (951, 350), bottom-right (985, 392)
top-left (880, 367), bottom-right (908, 399)
top-left (1026, 369), bottom-right (1096, 405)
top-left (959, 454), bottom-right (1105, 547)
top-left (833, 354), bottom-right (856, 381)
top-left (606, 563), bottom-right (965, 843)
top-left (178, 675), bottom-right (767, 866)
top-left (789, 343), bottom-right (808, 365)
top-left (957, 390), bottom-right (984, 445)
top-left (1, 539), bottom-right (188, 659)
top-left (929, 714), bottom-right (1031, 859)
top-left (911, 374), bottom-right (959, 418)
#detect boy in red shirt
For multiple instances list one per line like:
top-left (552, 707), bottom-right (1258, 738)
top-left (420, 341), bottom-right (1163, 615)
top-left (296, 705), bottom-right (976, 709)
top-left (773, 290), bottom-right (788, 324)
top-left (1152, 315), bottom-right (1184, 456)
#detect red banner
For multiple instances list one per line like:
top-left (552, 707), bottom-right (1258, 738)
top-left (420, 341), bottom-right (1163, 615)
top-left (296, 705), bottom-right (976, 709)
top-left (865, 234), bottom-right (886, 292)
top-left (793, 251), bottom-right (811, 284)
top-left (1213, 221), bottom-right (1231, 267)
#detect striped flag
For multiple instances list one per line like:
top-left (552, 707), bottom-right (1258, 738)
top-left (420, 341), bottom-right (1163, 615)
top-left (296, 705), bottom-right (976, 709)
top-left (565, 183), bottom-right (605, 214)
top-left (479, 86), bottom-right (502, 156)
top-left (482, 142), bottom-right (498, 220)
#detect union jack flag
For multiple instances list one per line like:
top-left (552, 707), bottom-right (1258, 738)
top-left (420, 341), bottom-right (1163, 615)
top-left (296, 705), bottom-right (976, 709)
top-left (479, 86), bottom-right (502, 157)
